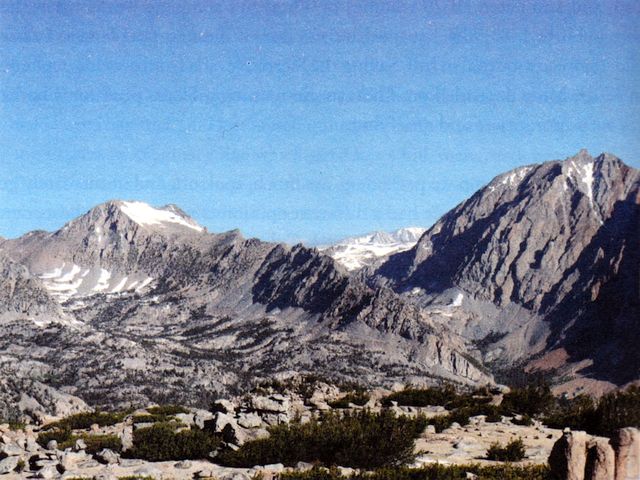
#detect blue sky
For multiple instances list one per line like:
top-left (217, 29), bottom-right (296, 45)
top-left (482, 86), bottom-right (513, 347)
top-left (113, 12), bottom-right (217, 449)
top-left (1, 1), bottom-right (638, 244)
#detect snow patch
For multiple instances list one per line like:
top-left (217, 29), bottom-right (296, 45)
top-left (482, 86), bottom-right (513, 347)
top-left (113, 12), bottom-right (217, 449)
top-left (111, 277), bottom-right (128, 293)
top-left (136, 277), bottom-right (154, 292)
top-left (450, 293), bottom-right (464, 307)
top-left (120, 201), bottom-right (203, 232)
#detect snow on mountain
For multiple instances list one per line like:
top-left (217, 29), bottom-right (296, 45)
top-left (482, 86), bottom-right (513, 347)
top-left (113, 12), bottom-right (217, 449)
top-left (120, 201), bottom-right (204, 232)
top-left (320, 227), bottom-right (426, 271)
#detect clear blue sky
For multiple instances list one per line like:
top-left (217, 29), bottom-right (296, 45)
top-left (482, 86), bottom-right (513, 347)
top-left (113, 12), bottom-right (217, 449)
top-left (1, 1), bottom-right (638, 244)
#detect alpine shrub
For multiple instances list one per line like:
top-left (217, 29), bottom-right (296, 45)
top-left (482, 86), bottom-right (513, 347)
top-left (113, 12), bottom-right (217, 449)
top-left (125, 423), bottom-right (220, 461)
top-left (486, 438), bottom-right (526, 462)
top-left (219, 410), bottom-right (427, 469)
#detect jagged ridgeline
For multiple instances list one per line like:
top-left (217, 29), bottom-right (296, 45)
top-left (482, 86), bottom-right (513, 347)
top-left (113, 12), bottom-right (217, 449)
top-left (0, 200), bottom-right (485, 416)
top-left (0, 150), bottom-right (638, 417)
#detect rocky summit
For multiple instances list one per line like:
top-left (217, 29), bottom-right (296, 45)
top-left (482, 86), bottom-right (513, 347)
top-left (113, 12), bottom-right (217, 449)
top-left (369, 150), bottom-right (640, 395)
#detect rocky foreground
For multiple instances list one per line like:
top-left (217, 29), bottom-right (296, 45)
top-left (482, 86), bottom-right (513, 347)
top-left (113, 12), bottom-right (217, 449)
top-left (0, 383), bottom-right (638, 480)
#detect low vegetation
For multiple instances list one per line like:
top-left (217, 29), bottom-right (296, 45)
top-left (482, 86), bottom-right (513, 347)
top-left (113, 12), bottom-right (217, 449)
top-left (146, 405), bottom-right (189, 416)
top-left (219, 410), bottom-right (427, 469)
top-left (383, 382), bottom-right (640, 439)
top-left (382, 385), bottom-right (459, 408)
top-left (278, 464), bottom-right (551, 480)
top-left (485, 438), bottom-right (526, 462)
top-left (36, 428), bottom-right (122, 453)
top-left (124, 423), bottom-right (220, 461)
top-left (42, 410), bottom-right (127, 431)
top-left (328, 391), bottom-right (370, 408)
top-left (544, 386), bottom-right (640, 437)
top-left (131, 414), bottom-right (184, 425)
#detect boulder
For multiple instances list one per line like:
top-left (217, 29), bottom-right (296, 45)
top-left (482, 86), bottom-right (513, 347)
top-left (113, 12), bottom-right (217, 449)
top-left (26, 436), bottom-right (40, 453)
top-left (36, 465), bottom-right (59, 479)
top-left (308, 399), bottom-right (331, 411)
top-left (74, 438), bottom-right (87, 451)
top-left (194, 409), bottom-right (215, 429)
top-left (549, 431), bottom-right (588, 480)
top-left (95, 448), bottom-right (120, 465)
top-left (1, 441), bottom-right (25, 456)
top-left (262, 413), bottom-right (288, 426)
top-left (174, 412), bottom-right (195, 426)
top-left (57, 450), bottom-right (90, 470)
top-left (296, 461), bottom-right (314, 471)
top-left (237, 412), bottom-right (263, 429)
top-left (612, 427), bottom-right (640, 480)
top-left (262, 463), bottom-right (285, 472)
top-left (119, 425), bottom-right (134, 451)
top-left (585, 438), bottom-right (615, 480)
top-left (0, 456), bottom-right (20, 474)
top-left (46, 439), bottom-right (58, 451)
top-left (212, 399), bottom-right (236, 414)
top-left (250, 395), bottom-right (289, 414)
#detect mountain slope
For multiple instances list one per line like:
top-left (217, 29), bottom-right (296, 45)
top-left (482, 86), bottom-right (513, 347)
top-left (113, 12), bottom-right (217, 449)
top-left (371, 151), bottom-right (640, 392)
top-left (320, 227), bottom-right (426, 271)
top-left (0, 201), bottom-right (488, 414)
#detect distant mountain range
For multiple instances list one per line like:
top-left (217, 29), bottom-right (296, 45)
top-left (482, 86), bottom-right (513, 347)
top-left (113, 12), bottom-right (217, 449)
top-left (0, 203), bottom-right (482, 419)
top-left (0, 150), bottom-right (637, 418)
top-left (319, 227), bottom-right (426, 271)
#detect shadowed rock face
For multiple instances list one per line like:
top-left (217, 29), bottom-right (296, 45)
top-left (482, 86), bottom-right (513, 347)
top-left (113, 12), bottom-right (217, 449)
top-left (371, 151), bottom-right (640, 389)
top-left (0, 201), bottom-right (488, 416)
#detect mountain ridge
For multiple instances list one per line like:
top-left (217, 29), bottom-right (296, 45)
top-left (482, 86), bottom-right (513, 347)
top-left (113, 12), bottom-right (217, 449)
top-left (369, 150), bottom-right (640, 393)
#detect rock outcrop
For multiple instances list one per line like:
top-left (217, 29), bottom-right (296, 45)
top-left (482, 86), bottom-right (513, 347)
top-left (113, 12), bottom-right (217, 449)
top-left (549, 427), bottom-right (640, 480)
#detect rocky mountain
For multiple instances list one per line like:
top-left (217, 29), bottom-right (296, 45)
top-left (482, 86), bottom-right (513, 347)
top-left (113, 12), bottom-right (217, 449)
top-left (370, 150), bottom-right (640, 393)
top-left (320, 227), bottom-right (426, 271)
top-left (0, 201), bottom-right (487, 418)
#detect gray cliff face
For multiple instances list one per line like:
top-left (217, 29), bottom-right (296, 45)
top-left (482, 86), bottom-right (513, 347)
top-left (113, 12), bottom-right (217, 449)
top-left (0, 256), bottom-right (64, 321)
top-left (372, 151), bottom-right (640, 388)
top-left (0, 201), bottom-right (488, 414)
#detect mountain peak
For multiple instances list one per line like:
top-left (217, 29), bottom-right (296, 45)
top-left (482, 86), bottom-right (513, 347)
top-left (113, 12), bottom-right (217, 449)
top-left (570, 148), bottom-right (593, 163)
top-left (68, 200), bottom-right (205, 234)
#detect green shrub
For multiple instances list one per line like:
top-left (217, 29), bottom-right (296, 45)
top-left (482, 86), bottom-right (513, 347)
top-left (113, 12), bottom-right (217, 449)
top-left (501, 383), bottom-right (554, 417)
top-left (43, 410), bottom-right (126, 431)
top-left (381, 385), bottom-right (458, 407)
top-left (590, 386), bottom-right (640, 436)
top-left (427, 414), bottom-right (453, 433)
top-left (278, 463), bottom-right (551, 480)
top-left (512, 414), bottom-right (534, 426)
top-left (82, 434), bottom-right (123, 454)
top-left (146, 405), bottom-right (189, 416)
top-left (125, 423), bottom-right (219, 461)
top-left (131, 414), bottom-right (184, 424)
top-left (544, 387), bottom-right (640, 437)
top-left (328, 391), bottom-right (370, 408)
top-left (36, 428), bottom-right (123, 453)
top-left (219, 410), bottom-right (427, 469)
top-left (486, 438), bottom-right (526, 462)
top-left (36, 428), bottom-right (73, 448)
